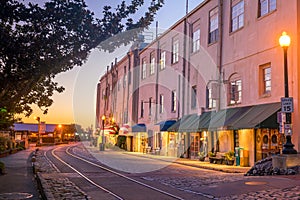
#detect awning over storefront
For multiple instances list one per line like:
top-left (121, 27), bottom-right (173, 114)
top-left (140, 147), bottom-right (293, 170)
top-left (131, 123), bottom-right (146, 132)
top-left (156, 120), bottom-right (176, 131)
top-left (231, 102), bottom-right (281, 129)
top-left (166, 103), bottom-right (280, 132)
top-left (168, 114), bottom-right (197, 132)
top-left (176, 114), bottom-right (199, 132)
top-left (208, 106), bottom-right (252, 130)
top-left (195, 111), bottom-right (214, 131)
top-left (119, 124), bottom-right (130, 135)
top-left (103, 125), bottom-right (118, 134)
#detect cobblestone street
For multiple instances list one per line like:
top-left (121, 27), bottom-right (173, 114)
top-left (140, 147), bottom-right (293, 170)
top-left (26, 143), bottom-right (300, 199)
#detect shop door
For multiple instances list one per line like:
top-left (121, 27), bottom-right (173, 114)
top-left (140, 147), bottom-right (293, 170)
top-left (190, 133), bottom-right (200, 159)
top-left (168, 133), bottom-right (177, 157)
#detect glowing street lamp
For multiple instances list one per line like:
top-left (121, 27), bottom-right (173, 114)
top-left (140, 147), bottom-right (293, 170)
top-left (279, 32), bottom-right (297, 154)
top-left (100, 115), bottom-right (106, 151)
top-left (58, 124), bottom-right (62, 143)
top-left (34, 116), bottom-right (41, 145)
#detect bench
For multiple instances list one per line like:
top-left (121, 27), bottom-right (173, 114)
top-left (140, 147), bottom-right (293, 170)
top-left (209, 152), bottom-right (226, 164)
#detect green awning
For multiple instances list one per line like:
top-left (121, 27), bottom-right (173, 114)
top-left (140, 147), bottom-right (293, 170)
top-left (193, 111), bottom-right (214, 131)
top-left (167, 114), bottom-right (197, 132)
top-left (176, 114), bottom-right (199, 132)
top-left (208, 106), bottom-right (252, 130)
top-left (231, 102), bottom-right (281, 129)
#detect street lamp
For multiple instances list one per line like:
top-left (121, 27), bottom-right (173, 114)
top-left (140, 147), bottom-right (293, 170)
top-left (34, 116), bottom-right (41, 145)
top-left (58, 124), bottom-right (62, 143)
top-left (100, 115), bottom-right (106, 151)
top-left (279, 32), bottom-right (297, 154)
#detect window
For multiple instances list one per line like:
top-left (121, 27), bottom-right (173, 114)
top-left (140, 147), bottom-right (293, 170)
top-left (141, 59), bottom-right (146, 79)
top-left (124, 110), bottom-right (128, 123)
top-left (172, 39), bottom-right (179, 64)
top-left (192, 29), bottom-right (200, 52)
top-left (263, 66), bottom-right (271, 94)
top-left (160, 51), bottom-right (166, 70)
top-left (159, 94), bottom-right (164, 113)
top-left (191, 85), bottom-right (197, 109)
top-left (171, 90), bottom-right (176, 112)
top-left (117, 79), bottom-right (121, 91)
top-left (209, 7), bottom-right (219, 44)
top-left (149, 97), bottom-right (152, 116)
top-left (102, 89), bottom-right (105, 99)
top-left (140, 101), bottom-right (144, 118)
top-left (231, 0), bottom-right (244, 32)
top-left (123, 74), bottom-right (127, 88)
top-left (123, 66), bottom-right (127, 88)
top-left (150, 52), bottom-right (155, 75)
top-left (208, 87), bottom-right (217, 109)
top-left (206, 82), bottom-right (220, 109)
top-left (259, 0), bottom-right (276, 17)
top-left (128, 70), bottom-right (131, 85)
top-left (229, 79), bottom-right (242, 104)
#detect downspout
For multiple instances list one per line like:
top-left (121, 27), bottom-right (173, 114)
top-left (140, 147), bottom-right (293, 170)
top-left (155, 21), bottom-right (160, 124)
top-left (182, 0), bottom-right (188, 117)
top-left (105, 65), bottom-right (109, 114)
top-left (127, 53), bottom-right (131, 124)
top-left (217, 0), bottom-right (224, 112)
top-left (187, 23), bottom-right (191, 115)
top-left (111, 62), bottom-right (114, 114)
top-left (122, 64), bottom-right (126, 124)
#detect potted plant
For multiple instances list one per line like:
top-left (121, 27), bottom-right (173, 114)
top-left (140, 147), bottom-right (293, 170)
top-left (198, 151), bottom-right (206, 161)
top-left (208, 151), bottom-right (216, 163)
top-left (225, 150), bottom-right (235, 165)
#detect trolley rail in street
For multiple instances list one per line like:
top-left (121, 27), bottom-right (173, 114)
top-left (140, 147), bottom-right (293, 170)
top-left (46, 145), bottom-right (185, 200)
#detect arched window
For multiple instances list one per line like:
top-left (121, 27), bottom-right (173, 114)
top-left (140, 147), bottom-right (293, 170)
top-left (228, 73), bottom-right (242, 105)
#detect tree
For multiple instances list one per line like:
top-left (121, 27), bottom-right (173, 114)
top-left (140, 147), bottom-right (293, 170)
top-left (0, 0), bottom-right (164, 129)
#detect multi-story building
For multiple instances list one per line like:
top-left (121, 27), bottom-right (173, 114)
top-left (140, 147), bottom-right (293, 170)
top-left (96, 0), bottom-right (299, 166)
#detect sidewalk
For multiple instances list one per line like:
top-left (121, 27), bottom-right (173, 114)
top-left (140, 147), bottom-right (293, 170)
top-left (85, 143), bottom-right (250, 174)
top-left (126, 152), bottom-right (251, 174)
top-left (0, 146), bottom-right (40, 200)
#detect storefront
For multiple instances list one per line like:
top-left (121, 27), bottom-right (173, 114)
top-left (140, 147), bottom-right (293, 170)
top-left (154, 120), bottom-right (176, 156)
top-left (131, 123), bottom-right (148, 153)
top-left (171, 102), bottom-right (281, 166)
top-left (231, 102), bottom-right (281, 166)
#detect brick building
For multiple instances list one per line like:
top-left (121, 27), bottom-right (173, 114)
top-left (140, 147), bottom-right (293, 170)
top-left (96, 0), bottom-right (299, 166)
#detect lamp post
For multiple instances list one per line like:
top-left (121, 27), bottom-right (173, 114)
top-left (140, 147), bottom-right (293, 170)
top-left (100, 115), bottom-right (106, 151)
top-left (58, 124), bottom-right (62, 143)
top-left (279, 32), bottom-right (297, 154)
top-left (34, 116), bottom-right (41, 145)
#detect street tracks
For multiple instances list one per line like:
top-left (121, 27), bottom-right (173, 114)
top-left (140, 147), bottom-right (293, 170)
top-left (46, 145), bottom-right (184, 200)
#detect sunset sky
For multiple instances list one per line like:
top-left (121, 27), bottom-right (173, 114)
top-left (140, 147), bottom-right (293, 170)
top-left (21, 0), bottom-right (204, 129)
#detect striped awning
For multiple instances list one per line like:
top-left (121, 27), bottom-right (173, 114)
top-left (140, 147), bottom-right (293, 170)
top-left (104, 125), bottom-right (118, 134)
top-left (119, 124), bottom-right (130, 135)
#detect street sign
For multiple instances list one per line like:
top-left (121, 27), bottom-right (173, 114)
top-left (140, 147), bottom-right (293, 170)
top-left (281, 97), bottom-right (294, 113)
top-left (39, 122), bottom-right (46, 134)
top-left (277, 112), bottom-right (286, 123)
top-left (284, 123), bottom-right (292, 136)
top-left (279, 124), bottom-right (284, 134)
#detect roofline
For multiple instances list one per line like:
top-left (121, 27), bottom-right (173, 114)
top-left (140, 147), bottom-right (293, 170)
top-left (139, 0), bottom-right (210, 54)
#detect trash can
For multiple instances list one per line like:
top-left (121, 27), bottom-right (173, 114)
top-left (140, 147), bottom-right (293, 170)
top-left (99, 143), bottom-right (105, 151)
top-left (235, 147), bottom-right (243, 166)
top-left (240, 149), bottom-right (249, 167)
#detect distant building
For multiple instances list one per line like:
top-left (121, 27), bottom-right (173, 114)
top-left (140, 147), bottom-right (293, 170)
top-left (13, 123), bottom-right (75, 144)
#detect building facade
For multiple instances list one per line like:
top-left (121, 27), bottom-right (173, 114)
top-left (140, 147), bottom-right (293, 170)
top-left (96, 0), bottom-right (300, 166)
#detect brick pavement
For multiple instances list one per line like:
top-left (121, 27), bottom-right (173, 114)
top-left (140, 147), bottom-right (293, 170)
top-left (2, 143), bottom-right (299, 200)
